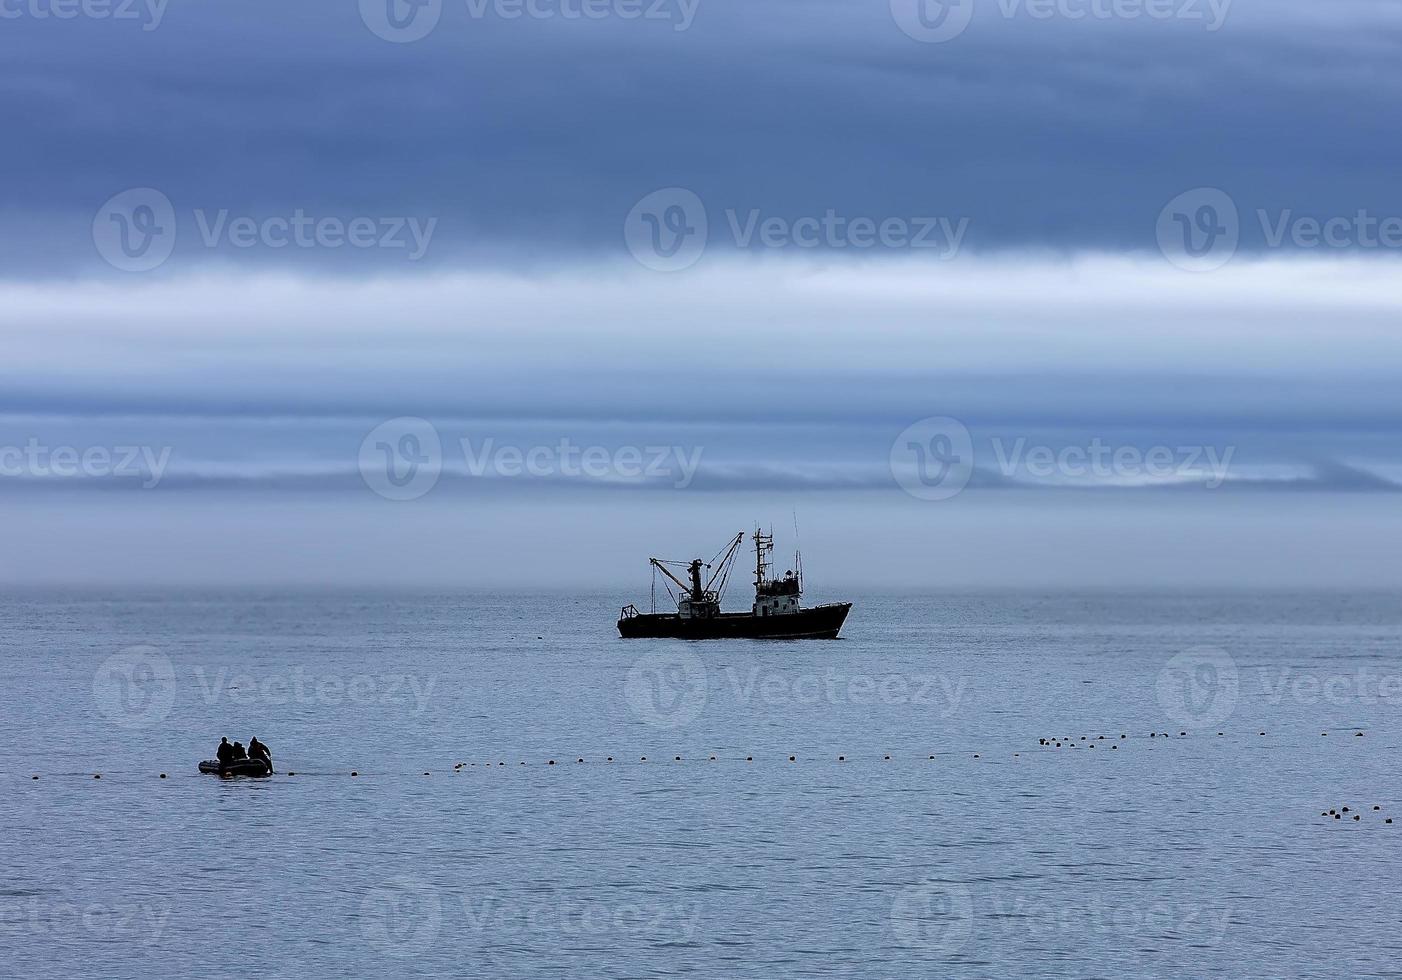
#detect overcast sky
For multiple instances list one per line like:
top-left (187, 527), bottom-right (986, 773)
top-left (2, 0), bottom-right (1400, 588)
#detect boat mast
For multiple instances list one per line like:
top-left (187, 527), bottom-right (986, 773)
top-left (753, 527), bottom-right (773, 590)
top-left (687, 559), bottom-right (705, 601)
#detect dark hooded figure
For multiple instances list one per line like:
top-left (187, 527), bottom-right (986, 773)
top-left (216, 737), bottom-right (234, 765)
top-left (232, 741), bottom-right (248, 761)
top-left (248, 737), bottom-right (270, 764)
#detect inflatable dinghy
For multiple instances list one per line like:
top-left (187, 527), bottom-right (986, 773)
top-left (198, 757), bottom-right (273, 777)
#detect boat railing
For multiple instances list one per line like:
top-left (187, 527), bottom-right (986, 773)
top-left (620, 604), bottom-right (641, 619)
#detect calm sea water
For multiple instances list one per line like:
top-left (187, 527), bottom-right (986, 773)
top-left (3, 588), bottom-right (1401, 978)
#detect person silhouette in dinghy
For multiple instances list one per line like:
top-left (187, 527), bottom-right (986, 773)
top-left (231, 741), bottom-right (248, 761)
top-left (216, 737), bottom-right (234, 766)
top-left (247, 737), bottom-right (271, 768)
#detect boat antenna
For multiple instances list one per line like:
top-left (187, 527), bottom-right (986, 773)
top-left (792, 508), bottom-right (803, 593)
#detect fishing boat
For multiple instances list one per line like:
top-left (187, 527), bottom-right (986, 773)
top-left (617, 529), bottom-right (852, 639)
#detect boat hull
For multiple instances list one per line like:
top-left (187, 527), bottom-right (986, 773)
top-left (618, 602), bottom-right (852, 640)
top-left (199, 758), bottom-right (273, 777)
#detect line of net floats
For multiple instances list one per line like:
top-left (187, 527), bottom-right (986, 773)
top-left (15, 727), bottom-right (1374, 780)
